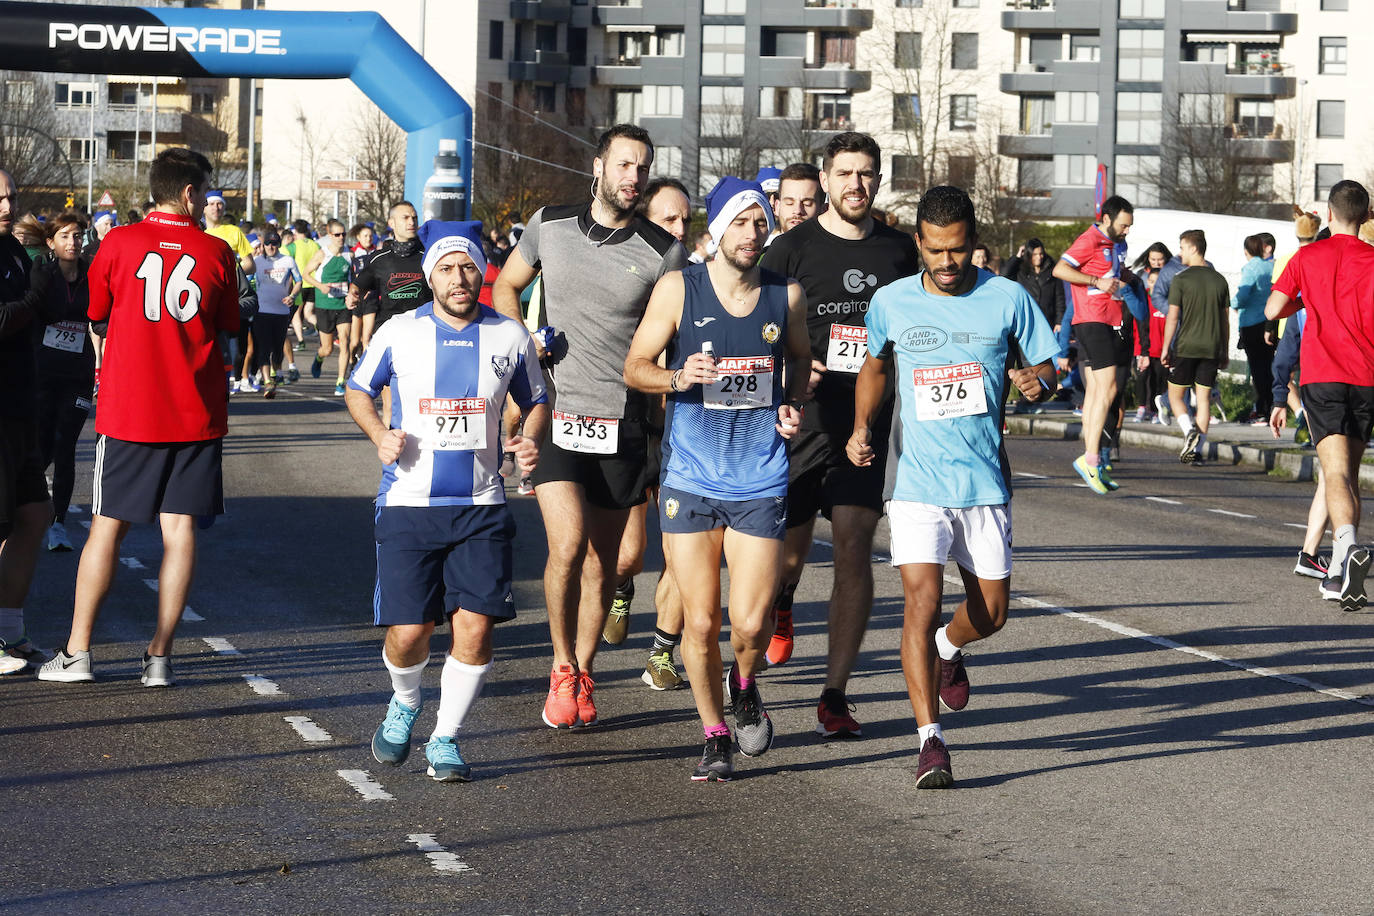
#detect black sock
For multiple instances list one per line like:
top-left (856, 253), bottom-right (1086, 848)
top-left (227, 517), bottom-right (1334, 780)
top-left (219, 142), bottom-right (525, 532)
top-left (651, 628), bottom-right (679, 652)
top-left (615, 578), bottom-right (635, 599)
top-left (774, 582), bottom-right (797, 613)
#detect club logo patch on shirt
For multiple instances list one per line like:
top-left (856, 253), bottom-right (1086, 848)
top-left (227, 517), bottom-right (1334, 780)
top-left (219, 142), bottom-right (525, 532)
top-left (761, 322), bottom-right (781, 345)
top-left (491, 355), bottom-right (511, 379)
top-left (665, 498), bottom-right (680, 519)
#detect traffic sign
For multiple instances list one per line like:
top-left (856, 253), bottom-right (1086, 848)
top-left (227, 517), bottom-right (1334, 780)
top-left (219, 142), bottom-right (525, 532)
top-left (96, 190), bottom-right (115, 208)
top-left (316, 179), bottom-right (378, 192)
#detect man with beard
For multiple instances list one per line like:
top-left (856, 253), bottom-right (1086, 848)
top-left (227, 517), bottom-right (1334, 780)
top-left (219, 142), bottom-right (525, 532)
top-left (1054, 196), bottom-right (1134, 494)
top-left (771, 163), bottom-right (823, 240)
top-left (758, 132), bottom-right (919, 740)
top-left (348, 200), bottom-right (430, 353)
top-left (624, 177), bottom-right (809, 781)
top-left (848, 185), bottom-right (1057, 788)
top-left (492, 125), bottom-right (688, 729)
top-left (347, 220), bottom-right (547, 782)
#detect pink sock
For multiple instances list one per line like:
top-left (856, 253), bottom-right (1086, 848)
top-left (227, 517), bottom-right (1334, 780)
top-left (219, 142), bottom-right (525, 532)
top-left (1084, 453), bottom-right (1100, 467)
top-left (704, 721), bottom-right (730, 739)
top-left (731, 668), bottom-right (753, 691)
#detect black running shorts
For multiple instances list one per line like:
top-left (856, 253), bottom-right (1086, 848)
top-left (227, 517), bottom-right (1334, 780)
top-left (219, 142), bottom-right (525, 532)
top-left (1168, 357), bottom-right (1220, 389)
top-left (531, 411), bottom-right (650, 511)
top-left (1074, 321), bottom-right (1130, 371)
top-left (786, 419), bottom-right (888, 528)
top-left (92, 436), bottom-right (224, 523)
top-left (1300, 382), bottom-right (1374, 446)
top-left (0, 419), bottom-right (50, 541)
top-left (314, 307), bottom-right (351, 336)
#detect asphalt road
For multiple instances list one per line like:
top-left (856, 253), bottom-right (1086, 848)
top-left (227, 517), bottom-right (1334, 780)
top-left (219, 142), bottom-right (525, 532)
top-left (4, 376), bottom-right (1373, 915)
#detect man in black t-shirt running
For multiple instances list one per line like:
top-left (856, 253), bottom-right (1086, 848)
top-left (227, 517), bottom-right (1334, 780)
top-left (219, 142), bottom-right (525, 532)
top-left (348, 200), bottom-right (429, 353)
top-left (759, 132), bottom-right (920, 739)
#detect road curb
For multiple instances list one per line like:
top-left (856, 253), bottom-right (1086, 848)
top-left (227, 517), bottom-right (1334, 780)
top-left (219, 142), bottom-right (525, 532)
top-left (1006, 415), bottom-right (1331, 483)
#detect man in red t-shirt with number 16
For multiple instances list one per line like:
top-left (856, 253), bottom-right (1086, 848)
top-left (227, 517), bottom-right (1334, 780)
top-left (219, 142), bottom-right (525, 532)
top-left (39, 148), bottom-right (240, 688)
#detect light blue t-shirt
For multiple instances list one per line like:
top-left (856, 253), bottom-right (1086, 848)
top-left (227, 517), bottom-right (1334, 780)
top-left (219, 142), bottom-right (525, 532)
top-left (866, 269), bottom-right (1059, 508)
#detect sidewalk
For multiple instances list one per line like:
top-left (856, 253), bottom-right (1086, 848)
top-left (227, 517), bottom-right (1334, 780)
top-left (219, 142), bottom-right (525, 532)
top-left (1006, 401), bottom-right (1353, 485)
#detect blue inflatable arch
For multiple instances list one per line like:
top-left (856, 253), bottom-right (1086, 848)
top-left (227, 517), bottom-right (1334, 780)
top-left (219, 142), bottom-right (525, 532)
top-left (1, 1), bottom-right (472, 217)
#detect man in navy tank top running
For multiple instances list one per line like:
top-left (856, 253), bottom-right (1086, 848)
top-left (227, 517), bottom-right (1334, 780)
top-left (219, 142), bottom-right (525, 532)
top-left (625, 177), bottom-right (810, 782)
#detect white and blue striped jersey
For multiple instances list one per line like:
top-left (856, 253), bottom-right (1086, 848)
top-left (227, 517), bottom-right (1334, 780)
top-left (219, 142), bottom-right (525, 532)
top-left (348, 304), bottom-right (547, 507)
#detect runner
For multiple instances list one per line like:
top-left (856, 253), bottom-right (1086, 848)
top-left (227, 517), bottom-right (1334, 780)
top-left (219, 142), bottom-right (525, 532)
top-left (289, 218), bottom-right (320, 348)
top-left (346, 220), bottom-right (547, 782)
top-left (203, 189), bottom-right (255, 276)
top-left (32, 213), bottom-right (95, 551)
top-left (304, 219), bottom-right (354, 396)
top-left (348, 201), bottom-right (429, 353)
top-left (491, 124), bottom-right (688, 728)
top-left (251, 231), bottom-right (301, 398)
top-left (625, 176), bottom-right (809, 780)
top-left (1265, 179), bottom-right (1374, 611)
top-left (1160, 230), bottom-right (1229, 466)
top-left (38, 148), bottom-right (240, 687)
top-left (758, 131), bottom-right (919, 738)
top-left (1053, 196), bottom-right (1133, 493)
top-left (847, 185), bottom-right (1058, 788)
top-left (771, 163), bottom-right (822, 238)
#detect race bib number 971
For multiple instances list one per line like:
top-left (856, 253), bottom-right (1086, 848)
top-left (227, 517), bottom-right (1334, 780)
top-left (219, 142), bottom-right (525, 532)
top-left (702, 356), bottom-right (774, 410)
top-left (419, 397), bottom-right (487, 451)
top-left (912, 362), bottom-right (988, 421)
top-left (552, 410), bottom-right (619, 454)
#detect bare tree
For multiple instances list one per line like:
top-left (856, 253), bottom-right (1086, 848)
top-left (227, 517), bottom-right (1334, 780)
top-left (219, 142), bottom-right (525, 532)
top-left (0, 71), bottom-right (76, 199)
top-left (350, 106), bottom-right (407, 221)
top-left (471, 85), bottom-right (588, 229)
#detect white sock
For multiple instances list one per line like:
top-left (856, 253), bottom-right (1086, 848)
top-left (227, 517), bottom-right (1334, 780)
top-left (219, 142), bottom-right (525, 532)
top-left (431, 656), bottom-right (492, 739)
top-left (918, 723), bottom-right (944, 746)
top-left (287, 362), bottom-right (297, 371)
top-left (1177, 413), bottom-right (1195, 435)
top-left (0, 607), bottom-right (23, 645)
top-left (934, 626), bottom-right (961, 661)
top-left (1333, 525), bottom-right (1357, 571)
top-left (383, 649), bottom-right (427, 710)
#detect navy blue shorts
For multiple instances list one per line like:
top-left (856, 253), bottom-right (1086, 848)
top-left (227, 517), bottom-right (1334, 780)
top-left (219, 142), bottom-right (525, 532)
top-left (659, 484), bottom-right (786, 540)
top-left (373, 504), bottom-right (516, 626)
top-left (92, 436), bottom-right (223, 524)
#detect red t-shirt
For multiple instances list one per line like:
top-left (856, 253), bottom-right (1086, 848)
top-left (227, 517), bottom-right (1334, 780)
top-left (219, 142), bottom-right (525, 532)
top-left (88, 211), bottom-right (240, 442)
top-left (1063, 224), bottom-right (1125, 326)
top-left (1272, 234), bottom-right (1374, 387)
top-left (477, 261), bottom-right (500, 307)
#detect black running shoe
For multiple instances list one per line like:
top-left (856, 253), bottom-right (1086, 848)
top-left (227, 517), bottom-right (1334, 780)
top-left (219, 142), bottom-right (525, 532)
top-left (691, 735), bottom-right (733, 782)
top-left (1293, 551), bottom-right (1330, 580)
top-left (1179, 428), bottom-right (1201, 464)
top-left (727, 665), bottom-right (773, 758)
top-left (1340, 547), bottom-right (1371, 613)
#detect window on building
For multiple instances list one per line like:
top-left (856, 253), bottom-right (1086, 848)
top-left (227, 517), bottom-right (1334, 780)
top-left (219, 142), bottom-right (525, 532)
top-left (1319, 37), bottom-right (1347, 75)
top-left (891, 155), bottom-right (924, 191)
top-left (949, 94), bottom-right (977, 130)
top-left (1117, 29), bottom-right (1164, 80)
top-left (947, 155), bottom-right (975, 188)
top-left (1186, 43), bottom-right (1227, 63)
top-left (1119, 0), bottom-right (1164, 18)
top-left (893, 94), bottom-right (921, 130)
top-left (1317, 100), bottom-right (1345, 138)
top-left (535, 24), bottom-right (557, 52)
top-left (1115, 154), bottom-right (1159, 206)
top-left (702, 0), bottom-right (746, 14)
top-left (613, 89), bottom-right (640, 123)
top-left (569, 28), bottom-right (587, 66)
top-left (1054, 90), bottom-right (1098, 124)
top-left (642, 85), bottom-right (684, 117)
top-left (1070, 34), bottom-right (1100, 62)
top-left (1316, 163), bottom-right (1343, 199)
top-left (953, 0), bottom-right (978, 7)
top-left (701, 85), bottom-right (745, 136)
top-left (653, 146), bottom-right (682, 178)
top-left (1235, 98), bottom-right (1274, 136)
top-left (1116, 91), bottom-right (1162, 144)
top-left (533, 84), bottom-right (556, 112)
top-left (254, 86), bottom-right (262, 116)
top-left (1054, 153), bottom-right (1094, 187)
top-left (1028, 34), bottom-right (1060, 69)
top-left (896, 0), bottom-right (924, 8)
top-left (60, 137), bottom-right (96, 162)
top-left (1320, 0), bottom-right (1348, 10)
top-left (54, 81), bottom-right (94, 108)
top-left (1019, 158), bottom-right (1053, 194)
top-left (951, 33), bottom-right (978, 70)
top-left (763, 29), bottom-right (806, 58)
top-left (1237, 163), bottom-right (1273, 200)
top-left (702, 25), bottom-right (746, 76)
top-left (820, 31), bottom-right (856, 67)
top-left (654, 29), bottom-right (684, 56)
top-left (191, 90), bottom-right (216, 114)
top-left (1022, 95), bottom-right (1053, 135)
top-left (760, 87), bottom-right (802, 118)
top-left (811, 93), bottom-right (852, 130)
top-left (3, 80), bottom-right (35, 105)
top-left (488, 20), bottom-right (503, 60)
top-left (1180, 92), bottom-right (1224, 125)
top-left (895, 32), bottom-right (921, 68)
top-left (567, 88), bottom-right (586, 125)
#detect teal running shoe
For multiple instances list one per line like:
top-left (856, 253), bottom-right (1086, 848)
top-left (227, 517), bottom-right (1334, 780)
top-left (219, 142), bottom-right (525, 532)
top-left (372, 696), bottom-right (421, 765)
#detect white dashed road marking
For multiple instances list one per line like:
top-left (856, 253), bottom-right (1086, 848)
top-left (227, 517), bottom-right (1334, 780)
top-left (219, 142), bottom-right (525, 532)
top-left (202, 637), bottom-right (240, 655)
top-left (407, 834), bottom-right (472, 873)
top-left (1145, 496), bottom-right (1182, 505)
top-left (1208, 508), bottom-right (1256, 519)
top-left (181, 607), bottom-right (204, 622)
top-left (243, 675), bottom-right (283, 696)
top-left (285, 716), bottom-right (334, 742)
top-left (337, 770), bottom-right (394, 801)
top-left (119, 557), bottom-right (145, 569)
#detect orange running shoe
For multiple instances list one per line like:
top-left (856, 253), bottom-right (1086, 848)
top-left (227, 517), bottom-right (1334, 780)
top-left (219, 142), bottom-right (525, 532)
top-left (575, 670), bottom-right (597, 727)
top-left (764, 603), bottom-right (794, 668)
top-left (542, 663), bottom-right (579, 729)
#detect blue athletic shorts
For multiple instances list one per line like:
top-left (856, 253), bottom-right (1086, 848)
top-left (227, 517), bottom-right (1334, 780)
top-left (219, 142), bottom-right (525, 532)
top-left (659, 484), bottom-right (786, 540)
top-left (373, 504), bottom-right (516, 626)
top-left (92, 436), bottom-right (223, 524)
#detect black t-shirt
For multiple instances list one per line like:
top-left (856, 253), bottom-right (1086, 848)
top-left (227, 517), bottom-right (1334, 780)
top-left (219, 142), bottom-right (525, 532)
top-left (352, 239), bottom-right (431, 322)
top-left (33, 257), bottom-right (95, 384)
top-left (760, 217), bottom-right (919, 430)
top-left (0, 235), bottom-right (38, 419)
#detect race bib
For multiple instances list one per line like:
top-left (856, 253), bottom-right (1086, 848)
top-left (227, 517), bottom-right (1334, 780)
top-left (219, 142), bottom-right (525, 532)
top-left (702, 356), bottom-right (774, 410)
top-left (42, 321), bottom-right (86, 353)
top-left (553, 410), bottom-right (619, 454)
top-left (826, 324), bottom-right (868, 373)
top-left (419, 397), bottom-right (487, 451)
top-left (912, 362), bottom-right (988, 421)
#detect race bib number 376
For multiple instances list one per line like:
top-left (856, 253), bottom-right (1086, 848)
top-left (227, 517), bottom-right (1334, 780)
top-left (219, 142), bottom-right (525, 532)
top-left (912, 362), bottom-right (988, 421)
top-left (419, 397), bottom-right (487, 450)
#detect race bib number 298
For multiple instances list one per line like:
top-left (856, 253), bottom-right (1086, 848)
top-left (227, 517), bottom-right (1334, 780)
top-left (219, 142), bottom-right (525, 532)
top-left (912, 362), bottom-right (988, 421)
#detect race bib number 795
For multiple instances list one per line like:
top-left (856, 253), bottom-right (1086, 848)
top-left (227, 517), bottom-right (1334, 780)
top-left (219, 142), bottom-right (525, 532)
top-left (912, 362), bottom-right (988, 421)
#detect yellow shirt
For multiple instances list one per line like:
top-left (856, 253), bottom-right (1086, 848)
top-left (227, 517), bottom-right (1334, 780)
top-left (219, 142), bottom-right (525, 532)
top-left (206, 223), bottom-right (253, 260)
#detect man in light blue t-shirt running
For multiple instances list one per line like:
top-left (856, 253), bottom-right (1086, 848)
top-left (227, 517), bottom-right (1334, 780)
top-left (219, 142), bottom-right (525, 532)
top-left (847, 186), bottom-right (1058, 789)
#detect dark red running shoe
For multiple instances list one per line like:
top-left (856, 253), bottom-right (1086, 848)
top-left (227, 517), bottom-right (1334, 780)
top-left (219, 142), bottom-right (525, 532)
top-left (938, 651), bottom-right (970, 711)
top-left (916, 734), bottom-right (953, 789)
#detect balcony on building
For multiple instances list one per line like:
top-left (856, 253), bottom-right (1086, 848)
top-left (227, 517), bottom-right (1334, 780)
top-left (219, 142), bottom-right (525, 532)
top-left (1179, 0), bottom-right (1298, 36)
top-left (1001, 0), bottom-right (1103, 31)
top-left (594, 26), bottom-right (685, 85)
top-left (762, 0), bottom-right (873, 31)
top-left (594, 0), bottom-right (686, 28)
top-left (509, 0), bottom-right (573, 22)
top-left (1177, 59), bottom-right (1295, 99)
top-left (509, 49), bottom-right (573, 83)
top-left (1002, 185), bottom-right (1095, 220)
top-left (758, 29), bottom-right (870, 92)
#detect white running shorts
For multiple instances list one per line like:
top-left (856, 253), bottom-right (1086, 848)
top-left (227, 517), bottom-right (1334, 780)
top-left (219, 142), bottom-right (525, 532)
top-left (887, 500), bottom-right (1012, 580)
